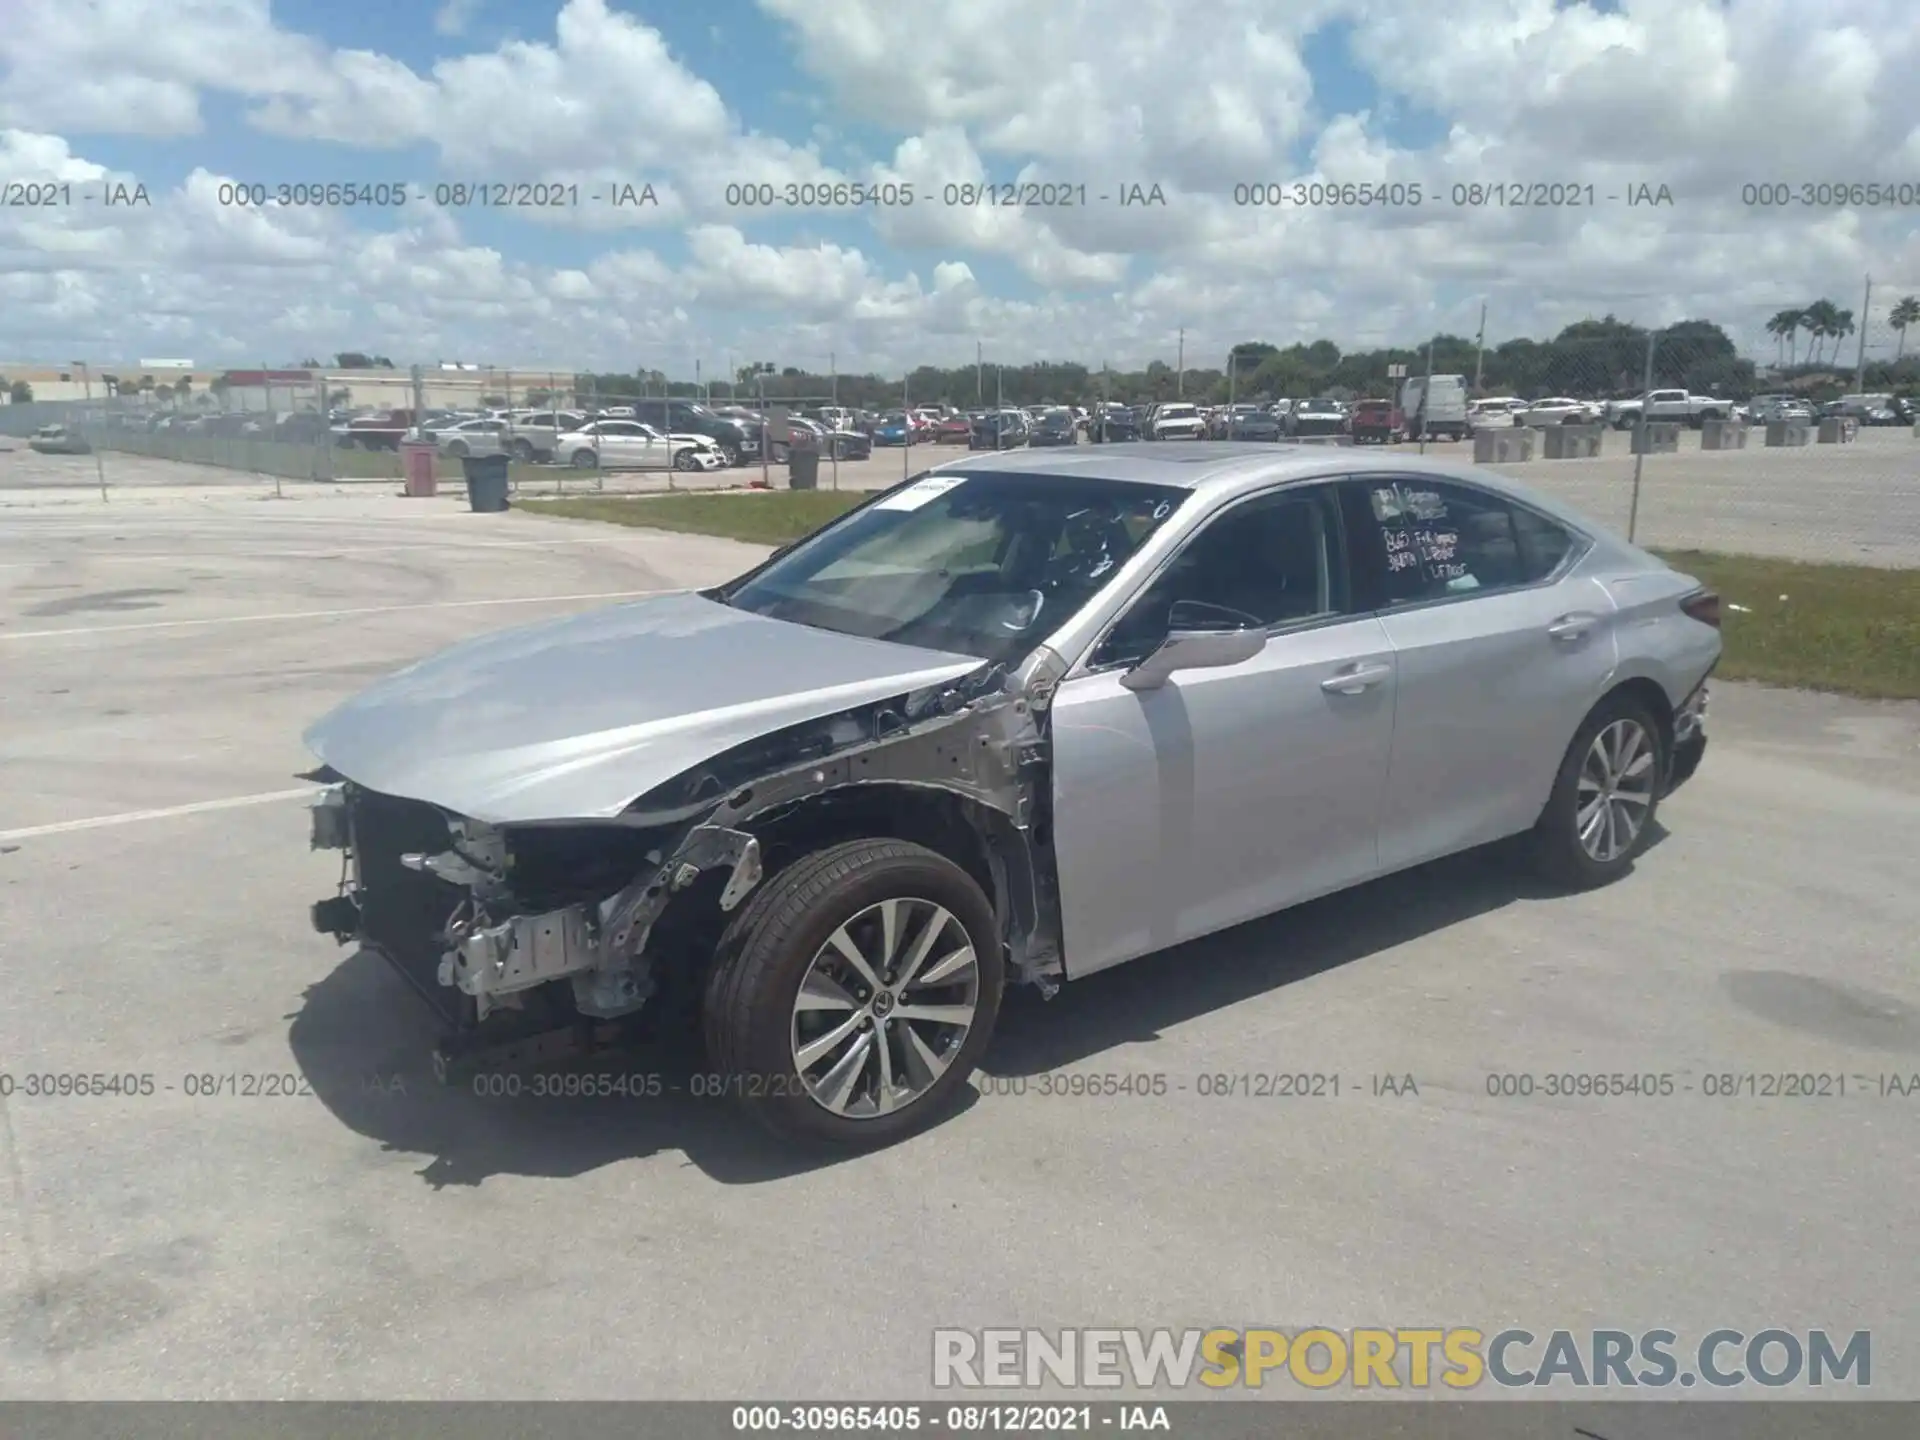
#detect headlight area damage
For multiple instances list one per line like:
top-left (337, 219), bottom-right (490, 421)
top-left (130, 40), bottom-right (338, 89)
top-left (308, 653), bottom-right (1068, 1079)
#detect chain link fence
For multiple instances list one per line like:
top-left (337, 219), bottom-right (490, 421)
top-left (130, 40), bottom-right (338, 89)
top-left (4, 343), bottom-right (1914, 565)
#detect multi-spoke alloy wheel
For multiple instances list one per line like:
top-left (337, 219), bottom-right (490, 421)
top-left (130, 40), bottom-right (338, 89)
top-left (1576, 718), bottom-right (1658, 862)
top-left (1531, 694), bottom-right (1666, 890)
top-left (790, 897), bottom-right (980, 1119)
top-left (703, 838), bottom-right (1005, 1146)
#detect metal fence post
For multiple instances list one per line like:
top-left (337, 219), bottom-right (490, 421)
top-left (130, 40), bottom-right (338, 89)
top-left (903, 374), bottom-right (911, 479)
top-left (265, 365), bottom-right (282, 497)
top-left (1627, 330), bottom-right (1656, 544)
top-left (1417, 337), bottom-right (1435, 455)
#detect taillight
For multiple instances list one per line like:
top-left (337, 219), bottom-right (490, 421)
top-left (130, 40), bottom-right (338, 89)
top-left (1681, 589), bottom-right (1721, 628)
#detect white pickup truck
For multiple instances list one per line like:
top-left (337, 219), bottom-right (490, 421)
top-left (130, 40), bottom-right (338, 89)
top-left (1604, 389), bottom-right (1734, 430)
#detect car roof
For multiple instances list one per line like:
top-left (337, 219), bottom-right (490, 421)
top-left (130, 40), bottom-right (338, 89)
top-left (927, 442), bottom-right (1606, 523)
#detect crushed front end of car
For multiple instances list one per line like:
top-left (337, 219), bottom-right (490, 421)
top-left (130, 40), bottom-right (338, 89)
top-left (306, 656), bottom-right (1066, 1079)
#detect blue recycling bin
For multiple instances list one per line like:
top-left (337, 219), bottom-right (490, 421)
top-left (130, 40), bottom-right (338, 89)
top-left (461, 453), bottom-right (510, 512)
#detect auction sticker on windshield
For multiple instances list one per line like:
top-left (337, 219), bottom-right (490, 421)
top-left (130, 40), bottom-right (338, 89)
top-left (876, 475), bottom-right (968, 511)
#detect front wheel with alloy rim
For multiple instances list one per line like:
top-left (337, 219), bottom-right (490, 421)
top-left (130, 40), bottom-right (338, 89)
top-left (672, 447), bottom-right (700, 471)
top-left (1530, 693), bottom-right (1666, 889)
top-left (703, 838), bottom-right (1004, 1146)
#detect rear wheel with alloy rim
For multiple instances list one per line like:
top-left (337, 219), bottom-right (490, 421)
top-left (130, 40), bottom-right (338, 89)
top-left (703, 838), bottom-right (1003, 1146)
top-left (1530, 693), bottom-right (1666, 889)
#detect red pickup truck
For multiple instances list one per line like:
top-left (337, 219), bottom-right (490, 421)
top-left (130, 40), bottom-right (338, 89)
top-left (332, 409), bottom-right (419, 451)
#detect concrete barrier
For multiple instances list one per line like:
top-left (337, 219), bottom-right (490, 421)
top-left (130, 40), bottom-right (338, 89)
top-left (1473, 428), bottom-right (1537, 463)
top-left (1700, 419), bottom-right (1749, 451)
top-left (1629, 421), bottom-right (1681, 455)
top-left (1543, 424), bottom-right (1603, 459)
top-left (1817, 417), bottom-right (1857, 445)
top-left (1765, 421), bottom-right (1811, 447)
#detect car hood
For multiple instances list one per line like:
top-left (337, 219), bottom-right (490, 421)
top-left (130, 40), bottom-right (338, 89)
top-left (303, 591), bottom-right (989, 824)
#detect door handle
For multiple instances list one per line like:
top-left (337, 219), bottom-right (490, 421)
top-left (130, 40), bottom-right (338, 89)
top-left (1547, 613), bottom-right (1599, 641)
top-left (1321, 662), bottom-right (1392, 695)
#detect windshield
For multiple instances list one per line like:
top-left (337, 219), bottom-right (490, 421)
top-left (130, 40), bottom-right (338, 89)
top-left (719, 472), bottom-right (1190, 666)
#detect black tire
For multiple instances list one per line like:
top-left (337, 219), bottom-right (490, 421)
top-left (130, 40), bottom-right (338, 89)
top-left (703, 838), bottom-right (1004, 1148)
top-left (1528, 691), bottom-right (1667, 891)
top-left (448, 440), bottom-right (469, 458)
top-left (570, 448), bottom-right (598, 468)
top-left (672, 447), bottom-right (699, 471)
top-left (512, 438), bottom-right (536, 462)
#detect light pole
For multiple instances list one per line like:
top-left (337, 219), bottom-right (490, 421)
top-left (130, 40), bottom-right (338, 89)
top-left (71, 360), bottom-right (107, 500)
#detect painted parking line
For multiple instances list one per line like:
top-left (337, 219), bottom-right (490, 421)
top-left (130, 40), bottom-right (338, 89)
top-left (0, 788), bottom-right (319, 844)
top-left (0, 587), bottom-right (674, 641)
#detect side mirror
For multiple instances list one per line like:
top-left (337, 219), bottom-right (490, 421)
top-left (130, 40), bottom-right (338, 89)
top-left (1120, 614), bottom-right (1266, 691)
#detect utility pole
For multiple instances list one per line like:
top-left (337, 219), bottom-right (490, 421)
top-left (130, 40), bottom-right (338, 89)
top-left (1855, 275), bottom-right (1873, 392)
top-left (976, 340), bottom-right (983, 404)
top-left (1176, 328), bottom-right (1185, 398)
top-left (830, 351), bottom-right (837, 406)
top-left (1472, 302), bottom-right (1487, 393)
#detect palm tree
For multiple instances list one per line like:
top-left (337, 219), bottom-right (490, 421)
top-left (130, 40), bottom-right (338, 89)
top-left (1889, 297), bottom-right (1920, 361)
top-left (1827, 308), bottom-right (1856, 369)
top-left (1799, 300), bottom-right (1841, 366)
top-left (1766, 308), bottom-right (1805, 367)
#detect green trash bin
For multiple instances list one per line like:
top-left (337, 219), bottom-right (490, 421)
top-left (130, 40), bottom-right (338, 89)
top-left (461, 453), bottom-right (511, 512)
top-left (789, 446), bottom-right (819, 490)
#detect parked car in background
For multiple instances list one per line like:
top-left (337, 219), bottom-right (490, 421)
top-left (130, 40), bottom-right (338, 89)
top-left (274, 410), bottom-right (334, 443)
top-left (1607, 390), bottom-right (1733, 430)
top-left (554, 420), bottom-right (723, 472)
top-left (1227, 406), bottom-right (1284, 441)
top-left (1347, 399), bottom-right (1403, 444)
top-left (1028, 408), bottom-right (1080, 447)
top-left (1288, 398), bottom-right (1348, 437)
top-left (29, 424), bottom-right (90, 454)
top-left (1836, 393), bottom-right (1903, 425)
top-left (1088, 405), bottom-right (1140, 443)
top-left (431, 417), bottom-right (510, 458)
top-left (632, 398), bottom-right (760, 466)
top-left (1748, 395), bottom-right (1815, 424)
top-left (1468, 398), bottom-right (1524, 430)
top-left (1518, 397), bottom-right (1603, 427)
top-left (770, 416), bottom-right (871, 462)
top-left (498, 410), bottom-right (588, 462)
top-left (970, 409), bottom-right (1030, 450)
top-left (1148, 402), bottom-right (1205, 440)
top-left (1399, 374), bottom-right (1470, 441)
top-left (332, 409), bottom-right (419, 451)
top-left (874, 412), bottom-right (921, 446)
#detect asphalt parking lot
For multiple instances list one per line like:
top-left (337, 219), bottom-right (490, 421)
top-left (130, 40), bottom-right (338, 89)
top-left (1, 480), bottom-right (1917, 1403)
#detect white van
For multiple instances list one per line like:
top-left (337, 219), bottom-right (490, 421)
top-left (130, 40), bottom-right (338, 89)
top-left (1399, 374), bottom-right (1469, 441)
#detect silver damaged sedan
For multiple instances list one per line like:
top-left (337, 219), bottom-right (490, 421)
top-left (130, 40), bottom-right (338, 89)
top-left (304, 446), bottom-right (1719, 1145)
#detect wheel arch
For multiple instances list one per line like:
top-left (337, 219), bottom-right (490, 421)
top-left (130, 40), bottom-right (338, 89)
top-left (740, 782), bottom-right (1045, 980)
top-left (1597, 673), bottom-right (1676, 758)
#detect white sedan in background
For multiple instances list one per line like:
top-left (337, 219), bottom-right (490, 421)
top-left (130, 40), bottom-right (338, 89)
top-left (429, 417), bottom-right (510, 457)
top-left (555, 420), bottom-right (726, 471)
top-left (1519, 397), bottom-right (1602, 427)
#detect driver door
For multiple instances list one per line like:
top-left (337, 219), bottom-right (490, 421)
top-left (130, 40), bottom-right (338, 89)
top-left (1047, 483), bottom-right (1399, 978)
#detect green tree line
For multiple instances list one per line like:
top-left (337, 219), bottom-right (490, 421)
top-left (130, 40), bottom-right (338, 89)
top-left (573, 303), bottom-right (1920, 411)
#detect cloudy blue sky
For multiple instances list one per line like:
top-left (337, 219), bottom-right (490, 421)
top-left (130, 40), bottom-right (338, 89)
top-left (2, 0), bottom-right (1918, 375)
